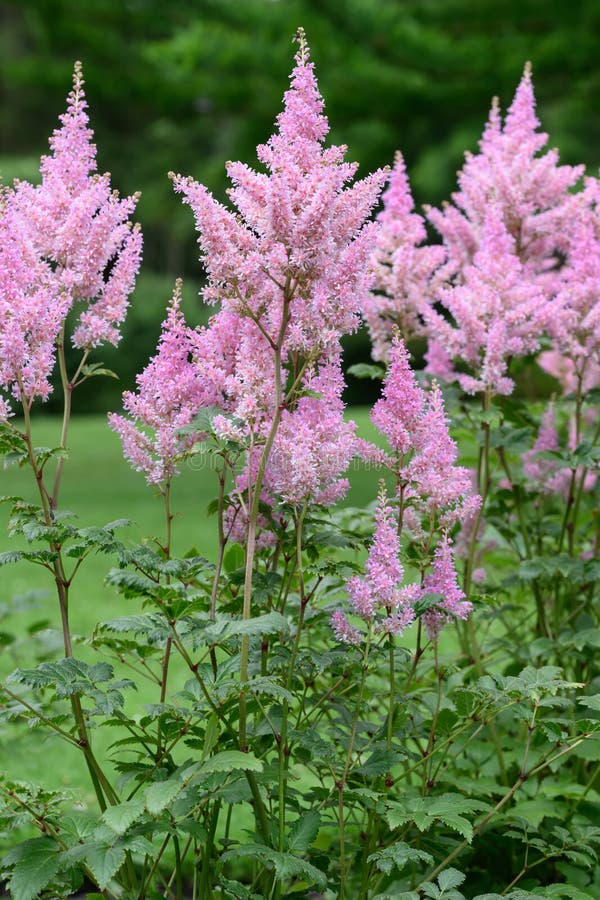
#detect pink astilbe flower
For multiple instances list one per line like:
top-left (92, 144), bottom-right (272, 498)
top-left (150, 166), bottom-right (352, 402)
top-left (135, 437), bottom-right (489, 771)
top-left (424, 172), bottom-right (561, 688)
top-left (425, 203), bottom-right (546, 396)
top-left (171, 30), bottom-right (387, 407)
top-left (333, 488), bottom-right (418, 644)
top-left (422, 537), bottom-right (471, 639)
top-left (522, 404), bottom-right (597, 497)
top-left (12, 62), bottom-right (142, 350)
top-left (406, 381), bottom-right (476, 526)
top-left (371, 337), bottom-right (424, 456)
top-left (541, 188), bottom-right (600, 392)
top-left (109, 281), bottom-right (204, 485)
top-left (331, 610), bottom-right (362, 646)
top-left (538, 350), bottom-right (600, 397)
top-left (371, 336), bottom-right (478, 527)
top-left (522, 405), bottom-right (566, 495)
top-left (0, 192), bottom-right (69, 416)
top-left (266, 356), bottom-right (357, 506)
top-left (167, 31), bottom-right (386, 529)
top-left (364, 153), bottom-right (445, 361)
top-left (426, 63), bottom-right (583, 291)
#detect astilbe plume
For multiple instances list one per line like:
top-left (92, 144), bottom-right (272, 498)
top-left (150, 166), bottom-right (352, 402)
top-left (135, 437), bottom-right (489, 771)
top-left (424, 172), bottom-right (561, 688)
top-left (12, 62), bottom-right (142, 350)
top-left (364, 153), bottom-right (444, 361)
top-left (425, 63), bottom-right (583, 291)
top-left (541, 183), bottom-right (600, 392)
top-left (332, 488), bottom-right (418, 645)
top-left (265, 355), bottom-right (357, 506)
top-left (521, 405), bottom-right (566, 495)
top-left (167, 31), bottom-right (387, 524)
top-left (109, 281), bottom-right (205, 485)
top-left (371, 336), bottom-right (477, 528)
top-left (424, 202), bottom-right (546, 396)
top-left (522, 404), bottom-right (597, 498)
top-left (422, 536), bottom-right (470, 639)
top-left (333, 338), bottom-right (478, 645)
top-left (0, 193), bottom-right (69, 417)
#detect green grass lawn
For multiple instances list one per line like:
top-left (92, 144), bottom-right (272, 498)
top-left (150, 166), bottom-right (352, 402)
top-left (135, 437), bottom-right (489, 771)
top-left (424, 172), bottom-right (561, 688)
top-left (0, 410), bottom-right (381, 801)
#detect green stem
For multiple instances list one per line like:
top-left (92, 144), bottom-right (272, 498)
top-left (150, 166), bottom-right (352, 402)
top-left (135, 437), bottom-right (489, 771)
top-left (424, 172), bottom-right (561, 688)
top-left (277, 507), bottom-right (308, 857)
top-left (19, 382), bottom-right (117, 812)
top-left (339, 632), bottom-right (371, 899)
top-left (387, 635), bottom-right (395, 749)
top-left (239, 293), bottom-right (291, 750)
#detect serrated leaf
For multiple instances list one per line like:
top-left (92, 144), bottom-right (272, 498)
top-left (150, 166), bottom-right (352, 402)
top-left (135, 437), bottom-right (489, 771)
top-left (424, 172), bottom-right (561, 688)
top-left (367, 841), bottom-right (433, 875)
top-left (4, 838), bottom-right (60, 900)
top-left (145, 777), bottom-right (184, 814)
top-left (224, 543), bottom-right (245, 573)
top-left (0, 550), bottom-right (25, 566)
top-left (438, 867), bottom-right (466, 890)
top-left (385, 793), bottom-right (488, 842)
top-left (85, 843), bottom-right (125, 889)
top-left (198, 750), bottom-right (263, 776)
top-left (221, 844), bottom-right (326, 889)
top-left (102, 798), bottom-right (146, 835)
top-left (288, 810), bottom-right (321, 853)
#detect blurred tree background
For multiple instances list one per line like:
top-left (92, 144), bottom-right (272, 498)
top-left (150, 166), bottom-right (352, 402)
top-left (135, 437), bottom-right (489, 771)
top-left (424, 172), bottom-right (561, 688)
top-left (1, 0), bottom-right (599, 411)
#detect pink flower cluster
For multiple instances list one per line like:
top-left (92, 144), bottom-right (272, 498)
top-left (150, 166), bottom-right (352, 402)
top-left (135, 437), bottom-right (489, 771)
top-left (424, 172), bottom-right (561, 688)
top-left (333, 338), bottom-right (477, 646)
top-left (114, 34), bottom-right (386, 515)
top-left (372, 337), bottom-right (479, 528)
top-left (425, 202), bottom-right (545, 395)
top-left (109, 281), bottom-right (205, 485)
top-left (0, 63), bottom-right (141, 418)
top-left (0, 194), bottom-right (69, 415)
top-left (522, 404), bottom-right (597, 498)
top-left (368, 64), bottom-right (588, 399)
top-left (426, 63), bottom-right (583, 290)
top-left (332, 488), bottom-right (419, 645)
top-left (422, 537), bottom-right (471, 639)
top-left (363, 153), bottom-right (444, 362)
top-left (542, 184), bottom-right (600, 393)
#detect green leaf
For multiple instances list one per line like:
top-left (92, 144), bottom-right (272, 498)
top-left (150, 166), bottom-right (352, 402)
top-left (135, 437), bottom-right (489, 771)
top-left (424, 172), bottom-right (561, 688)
top-left (221, 844), bottom-right (326, 890)
top-left (288, 810), bottom-right (321, 853)
top-left (80, 362), bottom-right (118, 380)
top-left (102, 797), bottom-right (146, 835)
top-left (4, 838), bottom-right (60, 900)
top-left (579, 695), bottom-right (600, 711)
top-left (145, 777), bottom-right (184, 814)
top-left (198, 750), bottom-right (263, 776)
top-left (85, 843), bottom-right (125, 889)
top-left (385, 793), bottom-right (488, 842)
top-left (202, 611), bottom-right (289, 641)
top-left (438, 867), bottom-right (466, 890)
top-left (367, 841), bottom-right (433, 875)
top-left (223, 543), bottom-right (245, 573)
top-left (357, 747), bottom-right (405, 776)
top-left (0, 550), bottom-right (25, 566)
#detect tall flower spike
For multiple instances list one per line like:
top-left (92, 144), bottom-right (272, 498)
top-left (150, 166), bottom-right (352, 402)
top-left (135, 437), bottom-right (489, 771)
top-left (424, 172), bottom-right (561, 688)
top-left (370, 336), bottom-right (479, 528)
top-left (170, 32), bottom-right (387, 530)
top-left (371, 335), bottom-right (424, 455)
top-left (0, 191), bottom-right (68, 416)
top-left (541, 184), bottom-right (600, 391)
top-left (333, 485), bottom-right (418, 645)
top-left (426, 63), bottom-right (584, 293)
top-left (425, 202), bottom-right (546, 396)
top-left (109, 281), bottom-right (204, 485)
top-left (364, 152), bottom-right (445, 361)
top-left (172, 32), bottom-right (387, 365)
top-left (12, 62), bottom-right (142, 350)
top-left (422, 536), bottom-right (471, 640)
